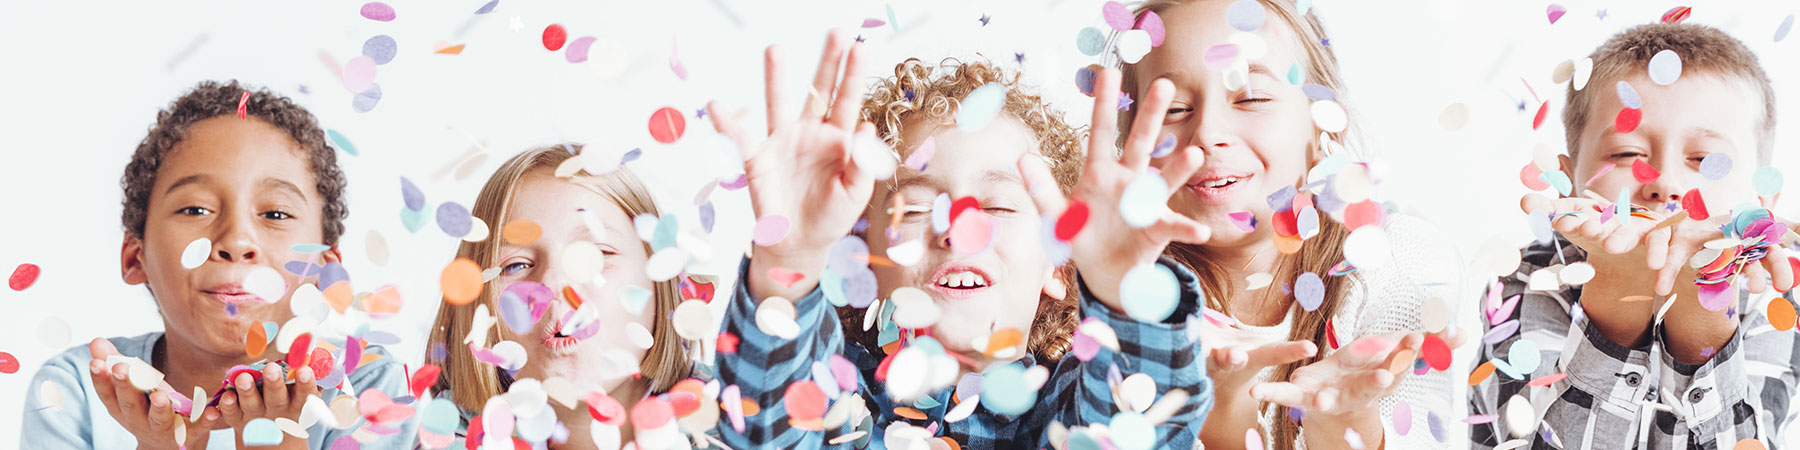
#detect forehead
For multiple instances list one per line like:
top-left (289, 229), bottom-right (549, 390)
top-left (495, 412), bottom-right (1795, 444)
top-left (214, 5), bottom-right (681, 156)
top-left (157, 116), bottom-right (312, 188)
top-left (1584, 71), bottom-right (1760, 143)
top-left (891, 114), bottom-right (1038, 188)
top-left (509, 172), bottom-right (629, 228)
top-left (1132, 0), bottom-right (1303, 85)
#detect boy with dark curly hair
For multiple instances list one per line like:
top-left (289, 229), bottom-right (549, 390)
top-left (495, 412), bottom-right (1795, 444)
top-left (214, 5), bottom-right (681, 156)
top-left (21, 80), bottom-right (418, 450)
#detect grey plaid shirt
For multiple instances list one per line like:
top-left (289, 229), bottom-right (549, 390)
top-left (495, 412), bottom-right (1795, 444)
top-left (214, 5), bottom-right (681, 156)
top-left (1469, 235), bottom-right (1799, 449)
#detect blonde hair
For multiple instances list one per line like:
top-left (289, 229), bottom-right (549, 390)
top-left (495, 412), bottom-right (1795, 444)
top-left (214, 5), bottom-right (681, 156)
top-left (1119, 1), bottom-right (1353, 447)
top-left (1563, 22), bottom-right (1776, 165)
top-left (849, 57), bottom-right (1084, 362)
top-left (427, 144), bottom-right (691, 412)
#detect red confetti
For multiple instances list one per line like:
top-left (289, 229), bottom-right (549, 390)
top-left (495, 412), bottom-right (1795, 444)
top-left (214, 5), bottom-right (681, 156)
top-left (1631, 158), bottom-right (1660, 184)
top-left (681, 277), bottom-right (717, 303)
top-left (237, 91), bottom-right (250, 120)
top-left (0, 351), bottom-right (18, 374)
top-left (307, 347), bottom-right (334, 381)
top-left (1343, 201), bottom-right (1383, 231)
top-left (1420, 334), bottom-right (1452, 371)
top-left (9, 263), bottom-right (39, 291)
top-left (1531, 101), bottom-right (1549, 130)
top-left (1519, 163), bottom-right (1549, 191)
top-left (631, 397), bottom-right (676, 429)
top-left (716, 332), bottom-right (740, 354)
top-left (1681, 188), bottom-right (1709, 220)
top-left (1614, 107), bottom-right (1641, 133)
top-left (648, 106), bottom-right (687, 144)
top-left (1054, 201), bottom-right (1090, 241)
top-left (542, 24), bottom-right (567, 51)
top-left (409, 363), bottom-right (441, 399)
top-left (1527, 372), bottom-right (1568, 387)
top-left (1324, 319), bottom-right (1340, 350)
top-left (585, 392), bottom-right (625, 425)
top-left (949, 196), bottom-right (981, 224)
top-left (1661, 6), bottom-right (1692, 24)
top-left (1271, 209), bottom-right (1298, 237)
top-left (782, 381), bottom-right (827, 420)
top-left (287, 334), bottom-right (313, 368)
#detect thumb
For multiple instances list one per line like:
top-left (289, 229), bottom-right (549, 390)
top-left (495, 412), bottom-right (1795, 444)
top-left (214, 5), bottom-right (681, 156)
top-left (88, 337), bottom-right (119, 361)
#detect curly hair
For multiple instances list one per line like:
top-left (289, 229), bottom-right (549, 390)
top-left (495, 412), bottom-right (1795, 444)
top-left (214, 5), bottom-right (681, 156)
top-left (120, 80), bottom-right (349, 245)
top-left (843, 57), bottom-right (1085, 362)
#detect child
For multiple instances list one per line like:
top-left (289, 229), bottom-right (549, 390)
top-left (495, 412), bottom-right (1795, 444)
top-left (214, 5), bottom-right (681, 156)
top-left (1471, 23), bottom-right (1798, 449)
top-left (422, 144), bottom-right (717, 449)
top-left (707, 31), bottom-right (1212, 449)
top-left (1121, 1), bottom-right (1464, 449)
top-left (20, 81), bottom-right (418, 449)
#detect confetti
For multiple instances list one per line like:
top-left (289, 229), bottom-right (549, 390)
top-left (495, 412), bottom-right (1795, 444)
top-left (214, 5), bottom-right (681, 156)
top-left (752, 215), bottom-right (791, 246)
top-left (499, 219), bottom-right (541, 246)
top-left (1054, 201), bottom-right (1089, 241)
top-left (956, 83), bottom-right (1006, 132)
top-left (436, 202), bottom-right (472, 237)
top-left (363, 35), bottom-right (398, 65)
top-left (242, 266), bottom-right (285, 303)
top-left (1115, 29), bottom-right (1151, 64)
top-left (1343, 226), bottom-right (1393, 270)
top-left (1573, 58), bottom-right (1593, 90)
top-left (1504, 394), bottom-right (1534, 437)
top-left (756, 296), bottom-right (800, 339)
top-left (9, 263), bottom-right (39, 292)
top-left (1392, 399), bottom-right (1413, 435)
top-left (1614, 108), bottom-right (1641, 133)
top-left (1120, 263), bottom-right (1179, 322)
top-left (1075, 65), bottom-right (1099, 96)
top-left (948, 213), bottom-right (993, 256)
top-left (352, 83), bottom-right (382, 113)
top-left (1682, 189), bottom-right (1709, 221)
top-left (341, 56), bottom-right (376, 94)
top-left (1076, 27), bottom-right (1106, 56)
top-left (1616, 80), bottom-right (1642, 109)
top-left (1772, 298), bottom-right (1798, 332)
top-left (433, 41), bottom-right (466, 55)
top-left (1561, 262), bottom-right (1595, 285)
top-left (1201, 43), bottom-right (1239, 71)
top-left (979, 364), bottom-right (1035, 415)
top-left (1311, 100), bottom-right (1347, 133)
top-left (1439, 103), bottom-right (1469, 131)
top-left (1118, 373), bottom-right (1156, 413)
top-left (236, 91), bottom-right (249, 119)
top-left (1101, 1), bottom-right (1134, 31)
top-left (672, 300), bottom-right (715, 340)
top-left (1226, 0), bottom-right (1265, 31)
top-left (1152, 133), bottom-right (1177, 158)
top-left (648, 106), bottom-right (686, 144)
top-left (1661, 6), bottom-right (1692, 24)
top-left (904, 137), bottom-right (936, 171)
top-left (1698, 153), bottom-right (1732, 180)
top-left (783, 381), bottom-right (827, 420)
top-left (1546, 4), bottom-right (1566, 24)
top-left (1631, 158), bottom-right (1660, 184)
top-left (176, 238), bottom-right (212, 269)
top-left (626, 322), bottom-right (654, 349)
top-left (1294, 272), bottom-right (1324, 311)
top-left (1531, 101), bottom-right (1549, 130)
top-left (888, 287), bottom-right (941, 329)
top-left (1119, 173), bottom-right (1169, 228)
top-left (1778, 15), bottom-right (1795, 42)
top-left (1136, 10), bottom-right (1166, 47)
top-left (565, 36), bottom-right (596, 63)
top-left (441, 258), bottom-right (482, 305)
top-left (1752, 167), bottom-right (1783, 196)
top-left (359, 2), bottom-right (395, 21)
top-left (244, 418), bottom-right (284, 445)
top-left (1647, 49), bottom-right (1682, 85)
top-left (542, 24), bottom-right (567, 51)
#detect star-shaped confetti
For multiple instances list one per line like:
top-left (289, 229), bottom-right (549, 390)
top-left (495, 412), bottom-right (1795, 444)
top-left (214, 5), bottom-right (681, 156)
top-left (856, 35), bottom-right (866, 43)
top-left (1117, 92), bottom-right (1134, 111)
top-left (979, 14), bottom-right (991, 26)
top-left (1014, 52), bottom-right (1025, 64)
top-left (1596, 8), bottom-right (1608, 20)
top-left (297, 85), bottom-right (310, 95)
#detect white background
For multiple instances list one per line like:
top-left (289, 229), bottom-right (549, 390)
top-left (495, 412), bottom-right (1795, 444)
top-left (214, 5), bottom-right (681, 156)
top-left (2, 0), bottom-right (1795, 447)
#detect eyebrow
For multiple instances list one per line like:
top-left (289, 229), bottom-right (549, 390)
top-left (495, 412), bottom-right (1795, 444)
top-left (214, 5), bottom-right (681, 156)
top-left (262, 178), bottom-right (307, 201)
top-left (162, 175), bottom-right (209, 196)
top-left (1688, 127), bottom-right (1730, 141)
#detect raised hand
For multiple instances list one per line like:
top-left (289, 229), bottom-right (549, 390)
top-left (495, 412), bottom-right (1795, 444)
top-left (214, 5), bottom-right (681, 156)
top-left (707, 30), bottom-right (877, 302)
top-left (1248, 330), bottom-right (1462, 418)
top-left (88, 338), bottom-right (219, 450)
top-left (1016, 67), bottom-right (1211, 314)
top-left (214, 362), bottom-right (317, 449)
top-left (1195, 320), bottom-right (1316, 395)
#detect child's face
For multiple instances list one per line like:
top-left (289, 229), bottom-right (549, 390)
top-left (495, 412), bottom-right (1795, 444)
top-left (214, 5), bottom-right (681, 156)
top-left (865, 115), bottom-right (1060, 368)
top-left (496, 172), bottom-right (657, 386)
top-left (123, 116), bottom-right (326, 360)
top-left (1572, 71), bottom-right (1762, 214)
top-left (1134, 0), bottom-right (1320, 248)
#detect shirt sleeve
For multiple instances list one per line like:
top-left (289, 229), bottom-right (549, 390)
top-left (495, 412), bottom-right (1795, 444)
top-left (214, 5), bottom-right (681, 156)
top-left (1035, 256), bottom-right (1210, 449)
top-left (714, 257), bottom-right (852, 449)
top-left (19, 352), bottom-right (96, 450)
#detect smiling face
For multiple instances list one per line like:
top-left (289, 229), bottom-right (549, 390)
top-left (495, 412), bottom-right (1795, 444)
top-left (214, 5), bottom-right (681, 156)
top-left (1571, 72), bottom-right (1763, 215)
top-left (1131, 0), bottom-right (1321, 250)
top-left (124, 116), bottom-right (326, 361)
top-left (864, 115), bottom-right (1061, 369)
top-left (493, 171), bottom-right (658, 387)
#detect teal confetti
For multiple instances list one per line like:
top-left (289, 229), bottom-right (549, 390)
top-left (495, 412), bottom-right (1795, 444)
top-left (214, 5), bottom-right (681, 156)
top-left (886, 3), bottom-right (898, 33)
top-left (327, 129), bottom-right (358, 156)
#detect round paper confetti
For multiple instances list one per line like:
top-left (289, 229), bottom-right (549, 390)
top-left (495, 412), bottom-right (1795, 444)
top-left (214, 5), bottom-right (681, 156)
top-left (1699, 153), bottom-right (1733, 180)
top-left (626, 322), bottom-right (654, 349)
top-left (888, 287), bottom-right (941, 329)
top-left (1768, 298), bottom-right (1796, 332)
top-left (436, 202), bottom-right (472, 237)
top-left (852, 131), bottom-right (898, 180)
top-left (1136, 10), bottom-right (1166, 47)
top-left (359, 2), bottom-right (395, 21)
top-left (1201, 44), bottom-right (1239, 71)
top-left (752, 215), bottom-right (790, 246)
top-left (244, 418), bottom-right (283, 446)
top-left (1055, 201), bottom-right (1089, 241)
top-left (1226, 0), bottom-right (1265, 31)
top-left (979, 364), bottom-right (1035, 415)
top-left (1752, 167), bottom-right (1783, 196)
top-left (957, 83), bottom-right (1007, 132)
top-left (1109, 412), bottom-right (1155, 450)
top-left (648, 106), bottom-right (687, 144)
top-left (1120, 263), bottom-right (1179, 323)
top-left (1119, 174), bottom-right (1169, 228)
top-left (1393, 399), bottom-right (1413, 435)
top-left (671, 300), bottom-right (715, 340)
top-left (400, 177), bottom-right (425, 210)
top-left (341, 56), bottom-right (377, 94)
top-left (363, 35), bottom-right (398, 65)
top-left (1647, 49), bottom-right (1682, 85)
top-left (756, 296), bottom-right (800, 339)
top-left (1246, 428), bottom-right (1264, 450)
top-left (1439, 103), bottom-right (1469, 131)
top-left (1503, 394), bottom-right (1533, 438)
top-left (1118, 373), bottom-right (1156, 413)
top-left (502, 220), bottom-right (542, 245)
top-left (179, 238), bottom-right (211, 269)
top-left (244, 266), bottom-right (285, 303)
top-left (1545, 4), bottom-right (1566, 24)
top-left (1615, 108), bottom-right (1642, 134)
top-left (1075, 27), bottom-right (1106, 56)
top-left (9, 263), bottom-right (39, 291)
top-left (542, 24), bottom-right (567, 51)
top-left (1343, 226), bottom-right (1393, 270)
top-left (1560, 262), bottom-right (1595, 285)
top-left (1573, 58), bottom-right (1594, 90)
top-left (565, 36), bottom-right (597, 63)
top-left (1616, 81), bottom-right (1642, 109)
top-left (353, 83), bottom-right (382, 113)
top-left (948, 213), bottom-right (993, 256)
top-left (441, 258), bottom-right (482, 305)
top-left (0, 351), bottom-right (17, 374)
top-left (1294, 272), bottom-right (1324, 311)
top-left (462, 217), bottom-right (489, 242)
top-left (1310, 100), bottom-right (1347, 133)
top-left (783, 381), bottom-right (827, 420)
top-left (1115, 29), bottom-right (1151, 64)
top-left (1100, 1), bottom-right (1134, 30)
top-left (644, 248), bottom-right (685, 282)
top-left (1778, 15), bottom-right (1795, 42)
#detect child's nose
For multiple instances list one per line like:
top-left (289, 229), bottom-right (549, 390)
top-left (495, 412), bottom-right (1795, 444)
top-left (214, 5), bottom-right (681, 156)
top-left (212, 222), bottom-right (261, 262)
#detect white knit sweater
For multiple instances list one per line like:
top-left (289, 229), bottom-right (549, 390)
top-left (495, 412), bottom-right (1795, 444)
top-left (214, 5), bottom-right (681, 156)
top-left (1237, 214), bottom-right (1462, 449)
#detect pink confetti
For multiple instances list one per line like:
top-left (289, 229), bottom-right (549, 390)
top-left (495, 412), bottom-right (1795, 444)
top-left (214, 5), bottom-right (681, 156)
top-left (1546, 4), bottom-right (1567, 24)
top-left (669, 38), bottom-right (688, 81)
top-left (1202, 44), bottom-right (1240, 71)
top-left (1585, 163), bottom-right (1614, 186)
top-left (861, 18), bottom-right (886, 28)
top-left (360, 2), bottom-right (395, 21)
top-left (1134, 10), bottom-right (1165, 47)
top-left (1101, 1), bottom-right (1134, 31)
top-left (341, 56), bottom-right (377, 94)
top-left (752, 215), bottom-right (791, 246)
top-left (904, 137), bottom-right (936, 171)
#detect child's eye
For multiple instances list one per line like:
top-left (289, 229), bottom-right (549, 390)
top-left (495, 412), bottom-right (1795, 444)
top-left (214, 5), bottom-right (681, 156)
top-left (178, 207), bottom-right (212, 216)
top-left (1234, 97), bottom-right (1272, 105)
top-left (262, 210), bottom-right (293, 220)
top-left (983, 207), bottom-right (1016, 215)
top-left (501, 262), bottom-right (533, 276)
top-left (1608, 151), bottom-right (1646, 160)
top-left (896, 204), bottom-right (933, 221)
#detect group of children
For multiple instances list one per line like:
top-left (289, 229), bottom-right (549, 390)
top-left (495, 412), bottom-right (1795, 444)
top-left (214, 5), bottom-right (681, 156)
top-left (16, 1), bottom-right (1798, 449)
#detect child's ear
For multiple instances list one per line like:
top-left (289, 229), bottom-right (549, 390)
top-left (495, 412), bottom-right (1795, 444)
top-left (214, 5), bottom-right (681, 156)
top-left (1041, 266), bottom-right (1067, 301)
top-left (121, 235), bottom-right (148, 285)
top-left (322, 246), bottom-right (344, 264)
top-left (1557, 153), bottom-right (1575, 198)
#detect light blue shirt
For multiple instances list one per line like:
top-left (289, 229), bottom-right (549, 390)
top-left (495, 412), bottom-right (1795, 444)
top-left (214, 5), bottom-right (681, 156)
top-left (20, 332), bottom-right (420, 449)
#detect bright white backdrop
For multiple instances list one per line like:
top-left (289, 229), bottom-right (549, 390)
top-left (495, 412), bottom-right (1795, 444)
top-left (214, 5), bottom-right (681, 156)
top-left (1, 0), bottom-right (1796, 447)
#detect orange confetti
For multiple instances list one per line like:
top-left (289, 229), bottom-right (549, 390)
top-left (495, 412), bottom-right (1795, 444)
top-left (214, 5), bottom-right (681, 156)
top-left (502, 220), bottom-right (542, 246)
top-left (1735, 438), bottom-right (1767, 450)
top-left (441, 258), bottom-right (483, 305)
top-left (364, 285), bottom-right (403, 318)
top-left (1768, 298), bottom-right (1797, 332)
top-left (983, 328), bottom-right (1025, 357)
top-left (938, 437), bottom-right (962, 450)
top-left (1274, 234), bottom-right (1304, 254)
top-left (432, 41), bottom-right (465, 55)
top-left (562, 285), bottom-right (585, 309)
top-left (323, 282), bottom-right (354, 314)
top-left (739, 398), bottom-right (761, 417)
top-left (1468, 361), bottom-right (1496, 386)
top-left (1386, 348), bottom-right (1416, 374)
top-left (245, 326), bottom-right (267, 358)
top-left (893, 407), bottom-right (927, 420)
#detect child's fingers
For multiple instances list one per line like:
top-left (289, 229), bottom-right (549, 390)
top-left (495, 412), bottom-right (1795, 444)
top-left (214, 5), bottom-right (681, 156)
top-left (1086, 68), bottom-right (1122, 171)
top-left (1520, 193), bottom-right (1554, 215)
top-left (1644, 225), bottom-right (1674, 270)
top-left (1155, 146), bottom-right (1205, 199)
top-left (260, 364), bottom-right (288, 412)
top-left (805, 31), bottom-right (848, 120)
top-left (1602, 220), bottom-right (1654, 255)
top-left (706, 101), bottom-right (753, 150)
top-left (1765, 247), bottom-right (1795, 293)
top-left (827, 40), bottom-right (866, 130)
top-left (109, 363), bottom-right (147, 417)
top-left (147, 390), bottom-right (175, 431)
top-left (762, 45), bottom-right (790, 134)
top-left (88, 337), bottom-right (120, 361)
top-left (1149, 215), bottom-right (1212, 246)
top-left (1551, 214), bottom-right (1586, 234)
top-left (1247, 382), bottom-right (1313, 409)
top-left (1016, 153), bottom-right (1071, 220)
top-left (1119, 79), bottom-right (1175, 171)
top-left (1747, 263), bottom-right (1771, 294)
top-left (1239, 340), bottom-right (1317, 370)
top-left (218, 391), bottom-right (242, 425)
top-left (89, 360), bottom-right (125, 418)
top-left (292, 366), bottom-right (318, 408)
top-left (233, 372), bottom-right (264, 417)
top-left (1655, 246), bottom-right (1697, 296)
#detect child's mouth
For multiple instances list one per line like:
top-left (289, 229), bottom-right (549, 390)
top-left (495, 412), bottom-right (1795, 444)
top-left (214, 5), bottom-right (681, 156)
top-left (542, 320), bottom-right (581, 354)
top-left (1185, 174), bottom-right (1253, 205)
top-left (928, 267), bottom-right (992, 301)
top-left (202, 284), bottom-right (259, 305)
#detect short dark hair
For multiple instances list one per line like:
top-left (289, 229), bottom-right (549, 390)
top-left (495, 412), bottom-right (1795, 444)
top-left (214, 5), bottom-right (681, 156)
top-left (120, 80), bottom-right (349, 245)
top-left (1564, 23), bottom-right (1776, 165)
